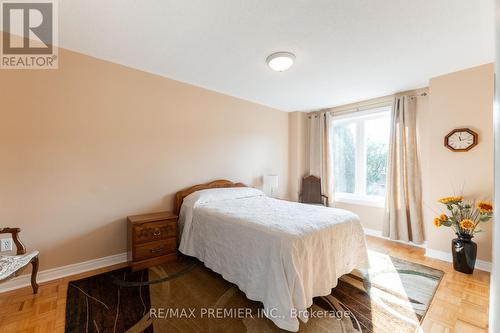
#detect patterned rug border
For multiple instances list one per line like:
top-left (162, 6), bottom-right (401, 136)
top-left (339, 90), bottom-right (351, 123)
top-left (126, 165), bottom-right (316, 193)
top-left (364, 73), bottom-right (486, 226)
top-left (392, 255), bottom-right (445, 331)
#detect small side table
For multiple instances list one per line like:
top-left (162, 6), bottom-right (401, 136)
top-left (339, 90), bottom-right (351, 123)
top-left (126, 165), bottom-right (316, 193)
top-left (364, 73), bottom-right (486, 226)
top-left (127, 211), bottom-right (178, 271)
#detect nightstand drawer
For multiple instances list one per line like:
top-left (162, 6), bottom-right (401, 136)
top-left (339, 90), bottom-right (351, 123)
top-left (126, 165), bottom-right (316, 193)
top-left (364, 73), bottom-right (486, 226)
top-left (133, 220), bottom-right (176, 244)
top-left (134, 239), bottom-right (177, 261)
top-left (127, 211), bottom-right (178, 270)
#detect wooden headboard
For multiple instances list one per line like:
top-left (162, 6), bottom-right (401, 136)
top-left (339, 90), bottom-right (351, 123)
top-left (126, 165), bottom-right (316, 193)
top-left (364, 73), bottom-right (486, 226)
top-left (174, 179), bottom-right (247, 214)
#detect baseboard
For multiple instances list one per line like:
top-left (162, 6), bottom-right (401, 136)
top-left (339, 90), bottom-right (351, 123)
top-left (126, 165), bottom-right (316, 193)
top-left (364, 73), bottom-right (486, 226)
top-left (0, 252), bottom-right (128, 293)
top-left (425, 248), bottom-right (492, 272)
top-left (363, 228), bottom-right (383, 238)
top-left (363, 227), bottom-right (427, 249)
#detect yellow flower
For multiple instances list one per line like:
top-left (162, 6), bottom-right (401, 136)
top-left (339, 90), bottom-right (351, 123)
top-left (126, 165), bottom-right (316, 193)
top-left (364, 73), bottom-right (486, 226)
top-left (460, 219), bottom-right (475, 230)
top-left (439, 214), bottom-right (448, 221)
top-left (477, 201), bottom-right (493, 214)
top-left (438, 196), bottom-right (464, 204)
top-left (434, 218), bottom-right (442, 227)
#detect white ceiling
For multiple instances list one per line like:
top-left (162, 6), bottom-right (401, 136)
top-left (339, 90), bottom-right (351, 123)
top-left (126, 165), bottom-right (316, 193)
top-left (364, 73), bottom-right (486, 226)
top-left (59, 0), bottom-right (494, 111)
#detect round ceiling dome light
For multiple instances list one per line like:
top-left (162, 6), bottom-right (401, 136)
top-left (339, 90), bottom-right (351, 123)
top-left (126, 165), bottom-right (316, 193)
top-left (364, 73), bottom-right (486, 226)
top-left (266, 52), bottom-right (295, 72)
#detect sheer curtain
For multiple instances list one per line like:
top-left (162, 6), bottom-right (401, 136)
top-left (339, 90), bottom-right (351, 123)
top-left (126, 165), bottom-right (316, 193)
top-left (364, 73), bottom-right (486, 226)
top-left (307, 112), bottom-right (334, 206)
top-left (383, 95), bottom-right (425, 244)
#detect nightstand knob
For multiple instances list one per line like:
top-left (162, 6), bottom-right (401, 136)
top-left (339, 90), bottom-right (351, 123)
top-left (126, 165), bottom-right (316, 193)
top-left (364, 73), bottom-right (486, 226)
top-left (153, 228), bottom-right (161, 236)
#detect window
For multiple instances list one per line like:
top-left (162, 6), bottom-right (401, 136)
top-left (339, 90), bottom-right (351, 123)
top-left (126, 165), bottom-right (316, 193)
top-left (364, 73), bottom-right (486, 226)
top-left (331, 106), bottom-right (391, 206)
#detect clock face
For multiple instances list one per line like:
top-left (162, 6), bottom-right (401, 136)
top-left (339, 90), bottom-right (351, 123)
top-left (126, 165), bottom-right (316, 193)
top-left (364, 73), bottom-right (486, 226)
top-left (445, 128), bottom-right (478, 151)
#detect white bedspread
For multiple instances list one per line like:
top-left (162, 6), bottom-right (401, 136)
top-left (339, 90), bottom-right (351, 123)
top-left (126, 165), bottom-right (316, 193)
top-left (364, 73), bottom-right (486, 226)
top-left (178, 188), bottom-right (369, 331)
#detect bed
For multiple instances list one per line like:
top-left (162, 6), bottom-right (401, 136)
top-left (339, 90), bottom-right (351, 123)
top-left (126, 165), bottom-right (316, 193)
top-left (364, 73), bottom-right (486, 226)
top-left (175, 180), bottom-right (369, 332)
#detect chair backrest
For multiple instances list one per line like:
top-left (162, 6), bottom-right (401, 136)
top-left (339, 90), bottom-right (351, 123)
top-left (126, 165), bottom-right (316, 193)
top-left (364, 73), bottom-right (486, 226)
top-left (301, 175), bottom-right (323, 204)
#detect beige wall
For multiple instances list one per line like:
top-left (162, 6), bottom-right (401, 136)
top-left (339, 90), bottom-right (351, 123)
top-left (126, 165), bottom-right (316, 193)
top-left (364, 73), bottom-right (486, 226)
top-left (334, 203), bottom-right (385, 231)
top-left (0, 48), bottom-right (289, 271)
top-left (420, 63), bottom-right (494, 261)
top-left (288, 112), bottom-right (308, 201)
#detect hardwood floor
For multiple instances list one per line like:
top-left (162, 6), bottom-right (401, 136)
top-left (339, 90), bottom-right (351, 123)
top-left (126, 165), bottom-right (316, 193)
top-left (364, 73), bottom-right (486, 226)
top-left (0, 236), bottom-right (490, 332)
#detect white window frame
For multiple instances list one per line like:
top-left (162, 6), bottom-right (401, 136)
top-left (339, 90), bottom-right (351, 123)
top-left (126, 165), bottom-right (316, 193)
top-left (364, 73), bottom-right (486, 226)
top-left (332, 105), bottom-right (391, 208)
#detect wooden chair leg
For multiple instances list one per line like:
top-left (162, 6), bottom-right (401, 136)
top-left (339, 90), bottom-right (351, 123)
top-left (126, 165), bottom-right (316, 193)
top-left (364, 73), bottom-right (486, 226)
top-left (31, 256), bottom-right (39, 294)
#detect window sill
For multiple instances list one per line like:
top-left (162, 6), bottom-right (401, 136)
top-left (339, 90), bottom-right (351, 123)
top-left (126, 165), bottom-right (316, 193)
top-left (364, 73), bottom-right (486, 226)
top-left (334, 194), bottom-right (385, 208)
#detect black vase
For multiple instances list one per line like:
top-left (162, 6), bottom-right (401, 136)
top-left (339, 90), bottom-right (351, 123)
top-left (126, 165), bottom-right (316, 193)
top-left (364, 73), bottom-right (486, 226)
top-left (451, 233), bottom-right (477, 274)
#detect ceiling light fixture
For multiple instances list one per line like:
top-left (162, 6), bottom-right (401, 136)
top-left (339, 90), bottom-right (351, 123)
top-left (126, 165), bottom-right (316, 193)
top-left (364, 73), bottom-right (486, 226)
top-left (266, 52), bottom-right (295, 72)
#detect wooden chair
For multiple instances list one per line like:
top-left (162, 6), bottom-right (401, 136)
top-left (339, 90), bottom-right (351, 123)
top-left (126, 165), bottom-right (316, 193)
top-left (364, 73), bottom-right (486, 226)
top-left (299, 175), bottom-right (329, 206)
top-left (0, 228), bottom-right (39, 294)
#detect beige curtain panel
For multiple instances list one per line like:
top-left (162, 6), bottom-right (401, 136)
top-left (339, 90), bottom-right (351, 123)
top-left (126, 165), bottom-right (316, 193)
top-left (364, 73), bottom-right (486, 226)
top-left (383, 95), bottom-right (425, 244)
top-left (308, 112), bottom-right (334, 206)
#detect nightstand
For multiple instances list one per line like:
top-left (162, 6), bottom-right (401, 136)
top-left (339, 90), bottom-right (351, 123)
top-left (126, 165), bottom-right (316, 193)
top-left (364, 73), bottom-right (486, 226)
top-left (127, 211), bottom-right (178, 271)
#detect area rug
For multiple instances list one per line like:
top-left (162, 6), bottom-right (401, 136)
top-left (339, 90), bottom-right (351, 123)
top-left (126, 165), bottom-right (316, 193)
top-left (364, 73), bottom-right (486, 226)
top-left (65, 251), bottom-right (443, 332)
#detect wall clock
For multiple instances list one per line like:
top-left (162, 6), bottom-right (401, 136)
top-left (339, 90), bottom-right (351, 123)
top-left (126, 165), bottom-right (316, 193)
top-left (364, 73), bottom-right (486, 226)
top-left (444, 128), bottom-right (478, 152)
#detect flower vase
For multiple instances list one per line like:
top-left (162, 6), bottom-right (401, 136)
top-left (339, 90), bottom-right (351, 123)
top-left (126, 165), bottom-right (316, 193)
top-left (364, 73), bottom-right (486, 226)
top-left (451, 233), bottom-right (477, 274)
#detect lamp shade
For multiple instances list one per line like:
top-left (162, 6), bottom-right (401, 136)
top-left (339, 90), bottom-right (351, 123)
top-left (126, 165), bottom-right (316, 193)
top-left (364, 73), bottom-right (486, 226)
top-left (264, 174), bottom-right (279, 188)
top-left (263, 174), bottom-right (279, 197)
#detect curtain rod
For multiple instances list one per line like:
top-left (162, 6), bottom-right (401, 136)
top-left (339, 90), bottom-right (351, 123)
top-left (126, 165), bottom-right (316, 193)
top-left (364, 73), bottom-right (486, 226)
top-left (307, 91), bottom-right (429, 118)
top-left (409, 92), bottom-right (428, 98)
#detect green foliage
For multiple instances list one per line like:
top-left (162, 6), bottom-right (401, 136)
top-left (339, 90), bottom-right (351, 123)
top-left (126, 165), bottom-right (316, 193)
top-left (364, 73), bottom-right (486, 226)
top-left (333, 127), bottom-right (388, 195)
top-left (366, 140), bottom-right (388, 195)
top-left (333, 126), bottom-right (355, 193)
top-left (441, 221), bottom-right (453, 227)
